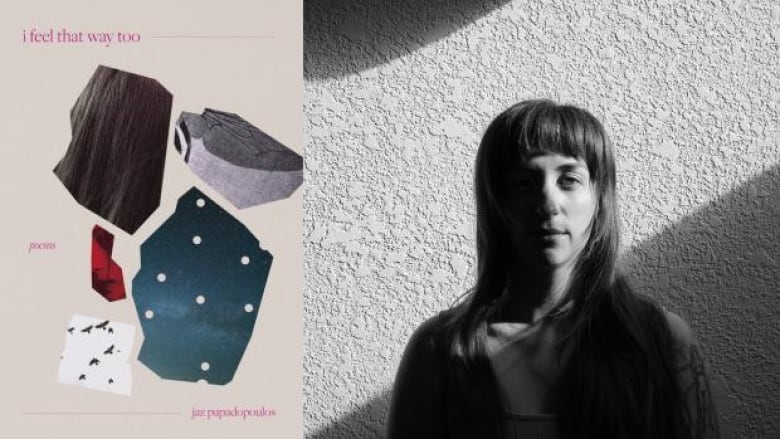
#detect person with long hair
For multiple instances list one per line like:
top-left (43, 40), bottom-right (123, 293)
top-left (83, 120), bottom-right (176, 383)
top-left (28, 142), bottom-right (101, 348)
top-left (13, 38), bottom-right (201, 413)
top-left (386, 100), bottom-right (720, 438)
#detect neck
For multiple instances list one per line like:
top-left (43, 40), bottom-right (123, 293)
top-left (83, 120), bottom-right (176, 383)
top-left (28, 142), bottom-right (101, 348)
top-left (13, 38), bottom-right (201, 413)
top-left (500, 260), bottom-right (575, 324)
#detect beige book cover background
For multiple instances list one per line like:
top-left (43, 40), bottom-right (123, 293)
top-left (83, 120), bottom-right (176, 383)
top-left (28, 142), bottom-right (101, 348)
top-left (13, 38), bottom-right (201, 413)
top-left (0, 1), bottom-right (302, 437)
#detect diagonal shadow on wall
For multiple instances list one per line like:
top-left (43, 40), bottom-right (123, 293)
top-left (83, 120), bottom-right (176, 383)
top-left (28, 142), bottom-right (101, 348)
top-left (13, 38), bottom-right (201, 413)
top-left (307, 165), bottom-right (779, 439)
top-left (304, 0), bottom-right (512, 80)
top-left (621, 163), bottom-right (779, 439)
top-left (308, 391), bottom-right (391, 439)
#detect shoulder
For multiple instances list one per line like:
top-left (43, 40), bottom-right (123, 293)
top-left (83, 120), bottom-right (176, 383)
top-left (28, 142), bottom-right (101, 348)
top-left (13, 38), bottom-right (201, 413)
top-left (663, 310), bottom-right (696, 348)
top-left (662, 312), bottom-right (722, 437)
top-left (662, 310), bottom-right (703, 368)
top-left (626, 295), bottom-right (696, 350)
top-left (400, 311), bottom-right (452, 367)
top-left (411, 310), bottom-right (452, 342)
top-left (386, 312), bottom-right (453, 439)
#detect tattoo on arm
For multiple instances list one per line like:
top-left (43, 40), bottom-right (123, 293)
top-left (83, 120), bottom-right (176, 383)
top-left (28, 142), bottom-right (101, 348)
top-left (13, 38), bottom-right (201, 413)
top-left (676, 345), bottom-right (721, 439)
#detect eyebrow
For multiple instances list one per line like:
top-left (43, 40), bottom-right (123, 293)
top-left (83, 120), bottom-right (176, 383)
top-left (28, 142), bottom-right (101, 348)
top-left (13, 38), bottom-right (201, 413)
top-left (514, 162), bottom-right (589, 172)
top-left (556, 163), bottom-right (588, 172)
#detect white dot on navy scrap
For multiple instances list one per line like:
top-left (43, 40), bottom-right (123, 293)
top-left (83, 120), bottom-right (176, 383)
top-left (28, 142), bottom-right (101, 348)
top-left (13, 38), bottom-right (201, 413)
top-left (196, 198), bottom-right (205, 208)
top-left (201, 362), bottom-right (210, 371)
top-left (241, 256), bottom-right (250, 265)
top-left (192, 235), bottom-right (202, 245)
top-left (245, 304), bottom-right (254, 313)
top-left (157, 273), bottom-right (166, 282)
top-left (145, 310), bottom-right (154, 319)
top-left (195, 294), bottom-right (206, 305)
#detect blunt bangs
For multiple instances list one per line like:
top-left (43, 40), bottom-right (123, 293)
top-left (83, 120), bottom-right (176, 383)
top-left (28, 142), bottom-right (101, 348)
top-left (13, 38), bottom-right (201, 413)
top-left (504, 102), bottom-right (609, 182)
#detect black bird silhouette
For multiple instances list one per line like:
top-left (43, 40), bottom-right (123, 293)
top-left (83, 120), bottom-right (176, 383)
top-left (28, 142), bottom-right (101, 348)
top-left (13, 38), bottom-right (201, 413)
top-left (108, 378), bottom-right (114, 384)
top-left (103, 345), bottom-right (114, 355)
top-left (81, 325), bottom-right (94, 334)
top-left (78, 374), bottom-right (86, 381)
top-left (108, 328), bottom-right (114, 334)
top-left (89, 358), bottom-right (100, 366)
top-left (67, 327), bottom-right (74, 334)
top-left (95, 320), bottom-right (110, 330)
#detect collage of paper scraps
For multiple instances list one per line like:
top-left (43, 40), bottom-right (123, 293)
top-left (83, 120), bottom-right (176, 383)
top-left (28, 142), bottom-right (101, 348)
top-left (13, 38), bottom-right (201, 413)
top-left (53, 65), bottom-right (301, 395)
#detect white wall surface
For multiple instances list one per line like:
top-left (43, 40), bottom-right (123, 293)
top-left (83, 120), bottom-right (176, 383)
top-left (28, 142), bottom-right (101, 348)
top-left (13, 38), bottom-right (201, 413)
top-left (304, 1), bottom-right (780, 437)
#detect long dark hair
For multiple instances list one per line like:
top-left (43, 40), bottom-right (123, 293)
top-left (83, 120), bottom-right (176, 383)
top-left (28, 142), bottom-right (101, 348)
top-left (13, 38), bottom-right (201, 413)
top-left (54, 65), bottom-right (173, 234)
top-left (443, 99), bottom-right (689, 438)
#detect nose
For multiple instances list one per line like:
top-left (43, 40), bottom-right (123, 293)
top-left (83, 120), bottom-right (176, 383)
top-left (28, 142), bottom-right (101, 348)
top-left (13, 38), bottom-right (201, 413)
top-left (534, 180), bottom-right (561, 217)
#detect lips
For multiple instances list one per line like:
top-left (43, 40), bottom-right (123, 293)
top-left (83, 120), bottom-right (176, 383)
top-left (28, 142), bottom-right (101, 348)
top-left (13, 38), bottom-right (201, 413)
top-left (532, 226), bottom-right (566, 235)
top-left (527, 227), bottom-right (566, 246)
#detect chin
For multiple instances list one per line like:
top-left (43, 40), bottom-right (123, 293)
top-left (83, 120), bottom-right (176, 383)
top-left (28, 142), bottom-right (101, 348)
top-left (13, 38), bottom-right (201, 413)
top-left (523, 249), bottom-right (574, 270)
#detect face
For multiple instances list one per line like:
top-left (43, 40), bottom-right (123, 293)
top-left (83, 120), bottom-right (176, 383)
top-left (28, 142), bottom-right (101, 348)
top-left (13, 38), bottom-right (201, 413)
top-left (503, 152), bottom-right (597, 270)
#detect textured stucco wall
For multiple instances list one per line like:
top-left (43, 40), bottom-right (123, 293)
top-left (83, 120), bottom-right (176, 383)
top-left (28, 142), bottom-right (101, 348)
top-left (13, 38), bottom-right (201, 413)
top-left (304, 1), bottom-right (780, 437)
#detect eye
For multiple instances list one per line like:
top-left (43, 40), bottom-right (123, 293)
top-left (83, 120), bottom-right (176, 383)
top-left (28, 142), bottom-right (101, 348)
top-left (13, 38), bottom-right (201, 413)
top-left (508, 174), bottom-right (537, 192)
top-left (558, 173), bottom-right (583, 189)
